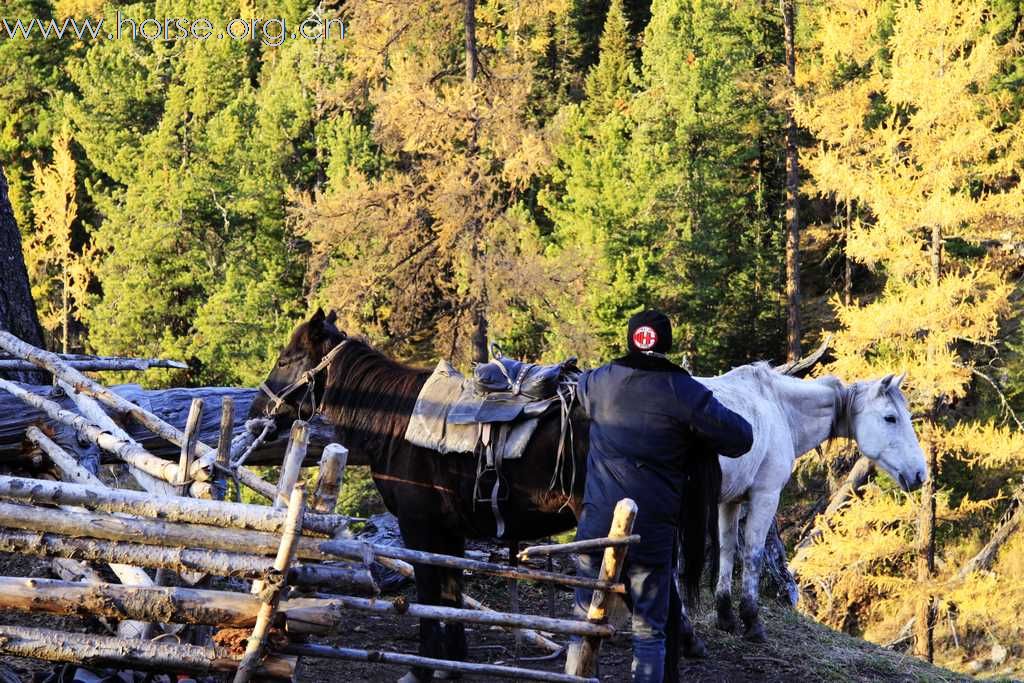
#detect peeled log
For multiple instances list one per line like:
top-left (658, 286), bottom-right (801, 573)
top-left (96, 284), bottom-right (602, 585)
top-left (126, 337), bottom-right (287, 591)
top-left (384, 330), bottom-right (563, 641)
top-left (0, 378), bottom-right (182, 485)
top-left (25, 429), bottom-right (156, 638)
top-left (0, 624), bottom-right (292, 679)
top-left (0, 382), bottom-right (339, 467)
top-left (0, 576), bottom-right (260, 628)
top-left (0, 474), bottom-right (351, 535)
top-left (350, 554), bottom-right (561, 653)
top-left (234, 483), bottom-right (305, 683)
top-left (0, 574), bottom-right (600, 639)
top-left (0, 331), bottom-right (220, 483)
top-left (0, 501), bottom-right (618, 593)
top-left (0, 357), bottom-right (187, 372)
top-left (313, 444), bottom-right (348, 514)
top-left (0, 527), bottom-right (375, 592)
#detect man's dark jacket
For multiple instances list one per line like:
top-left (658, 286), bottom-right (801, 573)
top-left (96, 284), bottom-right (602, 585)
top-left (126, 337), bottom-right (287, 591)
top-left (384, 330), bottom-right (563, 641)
top-left (575, 353), bottom-right (754, 566)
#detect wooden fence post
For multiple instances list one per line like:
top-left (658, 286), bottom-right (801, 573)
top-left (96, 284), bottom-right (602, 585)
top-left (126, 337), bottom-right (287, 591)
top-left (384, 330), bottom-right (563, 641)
top-left (215, 397), bottom-right (234, 501)
top-left (234, 483), bottom-right (305, 683)
top-left (276, 421), bottom-right (309, 510)
top-left (565, 498), bottom-right (637, 679)
top-left (312, 444), bottom-right (348, 514)
top-left (177, 399), bottom-right (204, 496)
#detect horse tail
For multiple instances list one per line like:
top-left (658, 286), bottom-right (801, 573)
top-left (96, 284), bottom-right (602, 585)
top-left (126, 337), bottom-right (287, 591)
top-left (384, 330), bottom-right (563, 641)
top-left (680, 445), bottom-right (721, 606)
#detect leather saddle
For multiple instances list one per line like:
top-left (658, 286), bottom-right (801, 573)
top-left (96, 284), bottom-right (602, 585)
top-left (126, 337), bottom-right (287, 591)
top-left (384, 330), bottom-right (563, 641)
top-left (473, 352), bottom-right (577, 400)
top-left (448, 347), bottom-right (579, 425)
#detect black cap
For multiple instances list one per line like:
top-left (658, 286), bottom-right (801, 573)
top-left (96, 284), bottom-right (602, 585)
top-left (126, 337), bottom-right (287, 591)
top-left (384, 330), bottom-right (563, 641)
top-left (627, 310), bottom-right (672, 354)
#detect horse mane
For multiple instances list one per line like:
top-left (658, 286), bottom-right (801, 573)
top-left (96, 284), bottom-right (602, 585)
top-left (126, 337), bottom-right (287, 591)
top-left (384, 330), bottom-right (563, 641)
top-left (319, 339), bottom-right (431, 448)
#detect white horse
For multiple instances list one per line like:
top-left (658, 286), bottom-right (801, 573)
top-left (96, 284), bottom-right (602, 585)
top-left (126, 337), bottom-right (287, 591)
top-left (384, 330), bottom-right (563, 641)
top-left (680, 365), bottom-right (927, 646)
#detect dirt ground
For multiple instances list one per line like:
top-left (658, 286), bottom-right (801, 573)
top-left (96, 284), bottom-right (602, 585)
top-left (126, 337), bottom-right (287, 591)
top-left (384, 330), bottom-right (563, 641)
top-left (297, 573), bottom-right (968, 683)
top-left (0, 552), bottom-right (969, 683)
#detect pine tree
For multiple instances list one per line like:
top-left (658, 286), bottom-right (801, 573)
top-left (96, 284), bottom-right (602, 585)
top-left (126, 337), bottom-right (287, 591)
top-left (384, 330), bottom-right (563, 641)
top-left (540, 0), bottom-right (651, 362)
top-left (69, 0), bottom-right (315, 384)
top-left (642, 0), bottom-right (788, 372)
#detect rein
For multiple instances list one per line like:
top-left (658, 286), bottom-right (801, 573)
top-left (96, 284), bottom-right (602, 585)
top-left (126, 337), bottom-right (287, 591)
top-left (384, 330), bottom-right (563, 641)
top-left (259, 339), bottom-right (349, 418)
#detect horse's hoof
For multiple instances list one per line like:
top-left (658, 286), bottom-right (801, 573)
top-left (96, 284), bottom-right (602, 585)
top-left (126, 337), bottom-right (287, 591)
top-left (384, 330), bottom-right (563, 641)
top-left (682, 634), bottom-right (708, 659)
top-left (743, 622), bottom-right (767, 643)
top-left (398, 673), bottom-right (425, 683)
top-left (715, 594), bottom-right (737, 633)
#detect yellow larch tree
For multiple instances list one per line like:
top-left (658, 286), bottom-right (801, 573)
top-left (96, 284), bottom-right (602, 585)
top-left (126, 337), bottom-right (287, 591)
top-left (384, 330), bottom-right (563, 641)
top-left (26, 128), bottom-right (92, 353)
top-left (792, 0), bottom-right (1024, 673)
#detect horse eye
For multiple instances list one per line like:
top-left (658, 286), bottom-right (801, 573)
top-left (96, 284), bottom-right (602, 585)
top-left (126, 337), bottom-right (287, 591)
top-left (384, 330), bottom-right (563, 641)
top-left (884, 415), bottom-right (898, 424)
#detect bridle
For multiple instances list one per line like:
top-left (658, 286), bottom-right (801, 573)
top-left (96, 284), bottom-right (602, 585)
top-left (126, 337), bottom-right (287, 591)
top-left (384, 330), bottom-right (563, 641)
top-left (259, 338), bottom-right (349, 419)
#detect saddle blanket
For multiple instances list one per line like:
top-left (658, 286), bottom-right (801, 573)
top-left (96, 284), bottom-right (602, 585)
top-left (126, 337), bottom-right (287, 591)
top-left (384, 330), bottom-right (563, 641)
top-left (403, 360), bottom-right (549, 459)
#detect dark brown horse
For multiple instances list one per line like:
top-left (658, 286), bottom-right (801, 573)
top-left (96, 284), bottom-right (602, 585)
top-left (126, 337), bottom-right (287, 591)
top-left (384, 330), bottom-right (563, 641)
top-left (250, 309), bottom-right (719, 681)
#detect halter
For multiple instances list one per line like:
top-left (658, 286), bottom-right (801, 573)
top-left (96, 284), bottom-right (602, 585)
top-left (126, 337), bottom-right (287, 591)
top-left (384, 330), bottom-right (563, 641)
top-left (259, 339), bottom-right (349, 419)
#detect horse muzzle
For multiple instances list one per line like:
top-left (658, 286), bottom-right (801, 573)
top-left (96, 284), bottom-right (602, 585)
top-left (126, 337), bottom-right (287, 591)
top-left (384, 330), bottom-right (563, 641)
top-left (897, 470), bottom-right (926, 492)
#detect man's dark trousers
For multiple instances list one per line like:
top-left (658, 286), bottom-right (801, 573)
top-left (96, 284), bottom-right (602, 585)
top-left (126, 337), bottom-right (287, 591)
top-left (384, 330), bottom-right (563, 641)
top-left (567, 552), bottom-right (674, 683)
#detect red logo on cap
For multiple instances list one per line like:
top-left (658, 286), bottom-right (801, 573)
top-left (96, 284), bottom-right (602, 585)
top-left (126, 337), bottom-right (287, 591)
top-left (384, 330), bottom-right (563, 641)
top-left (632, 326), bottom-right (658, 351)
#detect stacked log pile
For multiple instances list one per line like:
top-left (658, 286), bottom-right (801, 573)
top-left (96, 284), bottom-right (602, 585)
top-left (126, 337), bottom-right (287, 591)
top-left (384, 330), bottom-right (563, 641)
top-left (0, 333), bottom-right (633, 682)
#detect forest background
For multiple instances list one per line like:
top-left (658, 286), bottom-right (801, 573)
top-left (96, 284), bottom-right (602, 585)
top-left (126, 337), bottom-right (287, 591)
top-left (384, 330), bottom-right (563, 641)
top-left (2, 0), bottom-right (1024, 677)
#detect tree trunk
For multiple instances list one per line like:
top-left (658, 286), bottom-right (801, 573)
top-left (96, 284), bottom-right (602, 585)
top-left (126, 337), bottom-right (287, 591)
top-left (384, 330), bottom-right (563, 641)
top-left (464, 0), bottom-right (478, 82)
top-left (843, 201), bottom-right (853, 305)
top-left (916, 225), bottom-right (942, 662)
top-left (915, 433), bottom-right (937, 661)
top-left (0, 165), bottom-right (47, 384)
top-left (780, 0), bottom-right (801, 362)
top-left (464, 0), bottom-right (489, 365)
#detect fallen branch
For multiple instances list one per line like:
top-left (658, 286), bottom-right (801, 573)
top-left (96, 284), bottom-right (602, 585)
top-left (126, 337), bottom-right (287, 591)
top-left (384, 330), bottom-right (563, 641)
top-left (281, 643), bottom-right (595, 683)
top-left (796, 457), bottom-right (876, 551)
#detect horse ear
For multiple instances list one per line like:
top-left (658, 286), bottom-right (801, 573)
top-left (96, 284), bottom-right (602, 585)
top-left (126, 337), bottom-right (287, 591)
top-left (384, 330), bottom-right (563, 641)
top-left (877, 374), bottom-right (894, 396)
top-left (326, 309), bottom-right (338, 324)
top-left (310, 308), bottom-right (326, 325)
top-left (894, 372), bottom-right (907, 389)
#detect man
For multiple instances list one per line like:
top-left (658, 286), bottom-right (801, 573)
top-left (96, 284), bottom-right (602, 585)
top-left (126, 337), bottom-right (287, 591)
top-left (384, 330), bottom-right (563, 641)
top-left (566, 310), bottom-right (754, 682)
